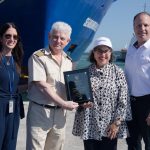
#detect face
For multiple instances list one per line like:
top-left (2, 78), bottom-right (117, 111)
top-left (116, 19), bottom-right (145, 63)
top-left (1, 27), bottom-right (18, 51)
top-left (49, 30), bottom-right (70, 54)
top-left (134, 14), bottom-right (150, 46)
top-left (93, 45), bottom-right (111, 68)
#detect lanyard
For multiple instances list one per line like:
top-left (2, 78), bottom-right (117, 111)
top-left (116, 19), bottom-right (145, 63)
top-left (2, 56), bottom-right (15, 97)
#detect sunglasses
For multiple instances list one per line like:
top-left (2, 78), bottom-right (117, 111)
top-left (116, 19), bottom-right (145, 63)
top-left (4, 34), bottom-right (18, 40)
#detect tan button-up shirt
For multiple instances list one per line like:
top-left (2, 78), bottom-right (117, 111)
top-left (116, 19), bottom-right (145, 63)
top-left (28, 48), bottom-right (72, 105)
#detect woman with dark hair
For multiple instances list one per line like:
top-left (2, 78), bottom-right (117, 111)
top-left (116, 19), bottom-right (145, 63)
top-left (0, 22), bottom-right (24, 150)
top-left (72, 37), bottom-right (132, 150)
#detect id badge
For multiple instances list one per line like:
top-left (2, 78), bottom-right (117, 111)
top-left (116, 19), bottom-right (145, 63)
top-left (9, 100), bottom-right (14, 113)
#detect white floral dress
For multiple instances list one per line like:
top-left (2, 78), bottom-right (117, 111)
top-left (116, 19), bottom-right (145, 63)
top-left (72, 63), bottom-right (132, 140)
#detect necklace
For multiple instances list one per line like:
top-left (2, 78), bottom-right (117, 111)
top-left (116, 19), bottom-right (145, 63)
top-left (0, 51), bottom-right (12, 66)
top-left (5, 56), bottom-right (11, 65)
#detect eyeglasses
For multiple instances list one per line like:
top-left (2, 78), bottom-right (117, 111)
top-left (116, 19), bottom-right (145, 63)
top-left (94, 48), bottom-right (111, 54)
top-left (4, 34), bottom-right (18, 40)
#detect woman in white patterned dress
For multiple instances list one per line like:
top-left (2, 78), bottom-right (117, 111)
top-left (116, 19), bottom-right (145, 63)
top-left (72, 37), bottom-right (132, 150)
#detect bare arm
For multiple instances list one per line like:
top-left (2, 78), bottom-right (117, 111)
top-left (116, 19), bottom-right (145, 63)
top-left (33, 81), bottom-right (79, 110)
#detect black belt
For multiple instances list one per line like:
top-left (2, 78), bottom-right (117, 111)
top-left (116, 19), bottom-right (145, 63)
top-left (130, 94), bottom-right (150, 101)
top-left (32, 101), bottom-right (61, 109)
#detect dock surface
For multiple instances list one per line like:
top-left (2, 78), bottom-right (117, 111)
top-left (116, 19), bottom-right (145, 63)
top-left (17, 102), bottom-right (144, 150)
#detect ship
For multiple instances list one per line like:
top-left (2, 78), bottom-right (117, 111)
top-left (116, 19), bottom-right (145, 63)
top-left (115, 34), bottom-right (137, 62)
top-left (0, 0), bottom-right (117, 75)
top-left (116, 48), bottom-right (127, 62)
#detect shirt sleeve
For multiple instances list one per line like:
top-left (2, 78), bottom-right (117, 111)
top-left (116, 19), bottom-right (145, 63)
top-left (28, 54), bottom-right (46, 82)
top-left (114, 67), bottom-right (132, 121)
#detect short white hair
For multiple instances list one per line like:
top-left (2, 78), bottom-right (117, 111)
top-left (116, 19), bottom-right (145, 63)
top-left (50, 21), bottom-right (72, 38)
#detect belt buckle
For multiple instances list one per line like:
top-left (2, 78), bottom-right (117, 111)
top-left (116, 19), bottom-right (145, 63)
top-left (55, 105), bottom-right (60, 109)
top-left (42, 104), bottom-right (46, 108)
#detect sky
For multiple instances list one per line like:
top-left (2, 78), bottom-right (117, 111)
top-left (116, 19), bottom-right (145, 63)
top-left (86, 0), bottom-right (150, 51)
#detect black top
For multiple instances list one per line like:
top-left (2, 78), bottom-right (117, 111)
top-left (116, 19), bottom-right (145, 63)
top-left (0, 56), bottom-right (19, 99)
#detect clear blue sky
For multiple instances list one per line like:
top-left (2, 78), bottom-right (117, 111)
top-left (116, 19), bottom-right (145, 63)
top-left (86, 0), bottom-right (150, 51)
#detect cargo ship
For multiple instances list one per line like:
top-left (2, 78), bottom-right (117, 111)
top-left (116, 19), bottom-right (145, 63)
top-left (0, 0), bottom-right (117, 73)
top-left (0, 0), bottom-right (116, 96)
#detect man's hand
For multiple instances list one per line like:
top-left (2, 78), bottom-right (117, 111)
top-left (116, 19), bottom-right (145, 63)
top-left (62, 101), bottom-right (79, 111)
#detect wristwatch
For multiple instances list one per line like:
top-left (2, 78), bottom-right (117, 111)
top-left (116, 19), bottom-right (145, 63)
top-left (114, 119), bottom-right (121, 127)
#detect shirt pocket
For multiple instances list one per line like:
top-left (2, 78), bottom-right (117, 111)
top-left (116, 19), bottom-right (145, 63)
top-left (140, 56), bottom-right (150, 78)
top-left (140, 55), bottom-right (150, 64)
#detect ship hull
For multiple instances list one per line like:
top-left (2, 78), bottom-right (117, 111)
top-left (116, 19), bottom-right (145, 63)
top-left (0, 0), bottom-right (117, 65)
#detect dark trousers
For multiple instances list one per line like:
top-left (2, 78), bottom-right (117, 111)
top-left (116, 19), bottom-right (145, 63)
top-left (126, 95), bottom-right (150, 150)
top-left (0, 99), bottom-right (20, 150)
top-left (83, 137), bottom-right (117, 150)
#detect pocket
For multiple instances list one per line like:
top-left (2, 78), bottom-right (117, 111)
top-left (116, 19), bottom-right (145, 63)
top-left (140, 56), bottom-right (150, 77)
top-left (140, 56), bottom-right (150, 65)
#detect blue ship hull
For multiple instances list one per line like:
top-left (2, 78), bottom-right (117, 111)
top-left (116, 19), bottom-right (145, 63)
top-left (0, 0), bottom-right (117, 65)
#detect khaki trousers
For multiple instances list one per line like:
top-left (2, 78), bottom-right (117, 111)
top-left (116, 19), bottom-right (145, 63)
top-left (26, 102), bottom-right (66, 150)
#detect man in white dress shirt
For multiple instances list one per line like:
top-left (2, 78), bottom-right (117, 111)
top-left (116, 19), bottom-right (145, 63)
top-left (125, 12), bottom-right (150, 150)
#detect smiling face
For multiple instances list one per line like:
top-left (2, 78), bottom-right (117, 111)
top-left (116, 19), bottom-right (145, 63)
top-left (93, 45), bottom-right (112, 68)
top-left (48, 30), bottom-right (70, 54)
top-left (0, 27), bottom-right (18, 53)
top-left (134, 13), bottom-right (150, 46)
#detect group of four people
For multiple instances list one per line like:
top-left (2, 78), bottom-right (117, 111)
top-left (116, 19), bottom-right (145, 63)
top-left (0, 11), bottom-right (150, 150)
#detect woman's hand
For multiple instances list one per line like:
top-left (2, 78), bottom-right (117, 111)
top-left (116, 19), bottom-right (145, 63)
top-left (107, 122), bottom-right (120, 140)
top-left (80, 101), bottom-right (93, 108)
top-left (146, 113), bottom-right (150, 126)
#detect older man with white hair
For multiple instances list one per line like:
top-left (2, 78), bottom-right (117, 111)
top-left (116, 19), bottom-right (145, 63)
top-left (26, 21), bottom-right (78, 150)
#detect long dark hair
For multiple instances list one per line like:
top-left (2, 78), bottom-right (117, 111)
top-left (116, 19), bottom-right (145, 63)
top-left (0, 22), bottom-right (24, 73)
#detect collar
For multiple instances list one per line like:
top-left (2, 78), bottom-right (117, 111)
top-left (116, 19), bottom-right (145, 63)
top-left (133, 39), bottom-right (150, 49)
top-left (45, 47), bottom-right (72, 61)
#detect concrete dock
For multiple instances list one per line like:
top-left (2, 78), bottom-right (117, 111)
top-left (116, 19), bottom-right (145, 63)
top-left (16, 102), bottom-right (144, 150)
